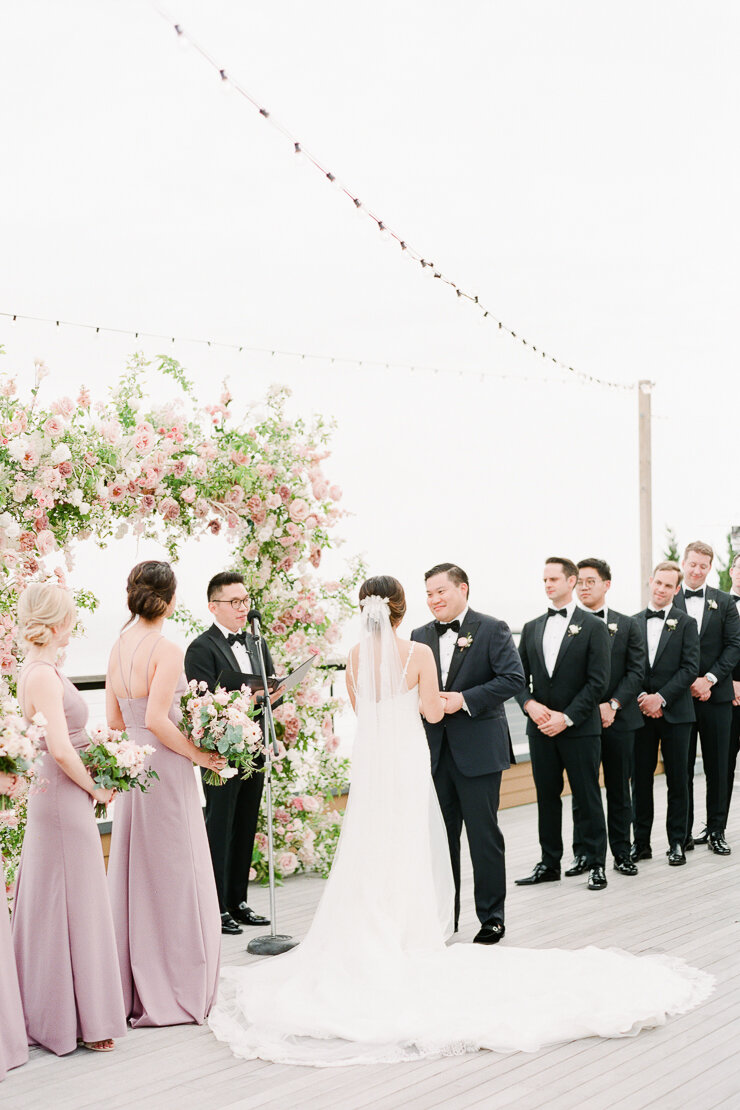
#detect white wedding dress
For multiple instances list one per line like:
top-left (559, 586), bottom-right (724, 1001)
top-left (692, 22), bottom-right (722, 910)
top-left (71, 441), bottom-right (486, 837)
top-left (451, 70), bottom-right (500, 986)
top-left (208, 597), bottom-right (713, 1068)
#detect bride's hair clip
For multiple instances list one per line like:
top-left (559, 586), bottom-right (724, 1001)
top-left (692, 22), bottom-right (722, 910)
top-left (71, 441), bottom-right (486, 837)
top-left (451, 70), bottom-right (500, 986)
top-left (360, 595), bottom-right (390, 626)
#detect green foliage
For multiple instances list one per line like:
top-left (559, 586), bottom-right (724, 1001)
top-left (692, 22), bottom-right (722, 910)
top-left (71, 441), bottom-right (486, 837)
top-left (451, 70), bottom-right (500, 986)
top-left (663, 526), bottom-right (680, 563)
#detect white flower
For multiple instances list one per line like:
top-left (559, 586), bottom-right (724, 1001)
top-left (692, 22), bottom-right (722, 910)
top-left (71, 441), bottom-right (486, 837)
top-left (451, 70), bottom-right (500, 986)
top-left (608, 622), bottom-right (618, 636)
top-left (666, 618), bottom-right (678, 630)
top-left (68, 489), bottom-right (83, 507)
top-left (567, 624), bottom-right (581, 637)
top-left (50, 443), bottom-right (72, 464)
top-left (707, 599), bottom-right (718, 610)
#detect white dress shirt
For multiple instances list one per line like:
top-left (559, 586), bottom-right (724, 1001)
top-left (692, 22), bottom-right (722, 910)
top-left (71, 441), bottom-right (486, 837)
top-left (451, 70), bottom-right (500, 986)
top-left (214, 618), bottom-right (252, 675)
top-left (683, 587), bottom-right (705, 632)
top-left (438, 606), bottom-right (469, 686)
top-left (646, 603), bottom-right (673, 668)
top-left (543, 599), bottom-right (577, 677)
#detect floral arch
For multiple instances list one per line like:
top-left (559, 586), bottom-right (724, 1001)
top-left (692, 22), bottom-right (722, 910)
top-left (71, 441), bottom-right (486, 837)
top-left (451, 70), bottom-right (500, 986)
top-left (0, 353), bottom-right (363, 885)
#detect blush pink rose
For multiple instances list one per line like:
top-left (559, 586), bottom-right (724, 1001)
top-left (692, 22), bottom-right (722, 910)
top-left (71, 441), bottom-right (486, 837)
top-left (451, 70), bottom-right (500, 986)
top-left (277, 852), bottom-right (298, 875)
top-left (35, 530), bottom-right (56, 555)
top-left (139, 495), bottom-right (156, 514)
top-left (133, 422), bottom-right (155, 452)
top-left (181, 486), bottom-right (197, 504)
top-left (159, 497), bottom-right (180, 521)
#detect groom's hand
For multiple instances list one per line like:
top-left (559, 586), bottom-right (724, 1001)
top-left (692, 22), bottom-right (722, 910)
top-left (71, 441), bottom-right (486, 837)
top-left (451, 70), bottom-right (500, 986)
top-left (524, 700), bottom-right (551, 728)
top-left (441, 691), bottom-right (464, 714)
top-left (539, 711), bottom-right (568, 736)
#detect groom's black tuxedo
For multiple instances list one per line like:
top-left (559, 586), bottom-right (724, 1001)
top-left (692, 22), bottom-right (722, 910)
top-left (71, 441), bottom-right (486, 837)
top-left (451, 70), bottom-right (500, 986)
top-left (184, 624), bottom-right (277, 913)
top-left (516, 607), bottom-right (610, 870)
top-left (673, 586), bottom-right (740, 836)
top-left (411, 609), bottom-right (525, 929)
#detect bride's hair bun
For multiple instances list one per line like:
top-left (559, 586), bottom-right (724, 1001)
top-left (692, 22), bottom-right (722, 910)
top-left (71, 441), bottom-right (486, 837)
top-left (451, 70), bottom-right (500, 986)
top-left (17, 582), bottom-right (76, 647)
top-left (359, 576), bottom-right (406, 627)
top-left (126, 561), bottom-right (177, 625)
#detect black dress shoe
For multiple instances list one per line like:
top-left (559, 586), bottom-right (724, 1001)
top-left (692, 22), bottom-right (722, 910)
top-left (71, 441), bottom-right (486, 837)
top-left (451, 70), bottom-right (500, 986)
top-left (613, 856), bottom-right (638, 876)
top-left (228, 903), bottom-right (270, 927)
top-left (514, 862), bottom-right (561, 886)
top-left (473, 920), bottom-right (506, 945)
top-left (630, 843), bottom-right (652, 862)
top-left (667, 843), bottom-right (686, 866)
top-left (221, 912), bottom-right (243, 936)
top-left (564, 855), bottom-right (589, 877)
top-left (692, 827), bottom-right (709, 845)
top-left (587, 866), bottom-right (607, 890)
top-left (708, 832), bottom-right (731, 855)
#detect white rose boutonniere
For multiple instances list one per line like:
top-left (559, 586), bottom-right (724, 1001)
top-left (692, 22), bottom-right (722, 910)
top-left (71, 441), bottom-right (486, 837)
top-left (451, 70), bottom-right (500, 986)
top-left (666, 618), bottom-right (678, 631)
top-left (707, 598), bottom-right (718, 610)
top-left (607, 622), bottom-right (619, 637)
top-left (457, 634), bottom-right (473, 650)
top-left (567, 624), bottom-right (581, 638)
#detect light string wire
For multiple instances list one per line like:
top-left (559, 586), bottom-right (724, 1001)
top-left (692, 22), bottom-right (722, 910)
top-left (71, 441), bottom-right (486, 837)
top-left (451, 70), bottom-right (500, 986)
top-left (0, 310), bottom-right (609, 388)
top-left (150, 4), bottom-right (633, 394)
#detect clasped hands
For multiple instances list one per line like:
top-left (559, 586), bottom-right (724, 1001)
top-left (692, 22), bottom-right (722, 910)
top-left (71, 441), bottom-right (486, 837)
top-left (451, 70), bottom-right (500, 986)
top-left (637, 692), bottom-right (663, 718)
top-left (690, 676), bottom-right (713, 702)
top-left (525, 700), bottom-right (568, 736)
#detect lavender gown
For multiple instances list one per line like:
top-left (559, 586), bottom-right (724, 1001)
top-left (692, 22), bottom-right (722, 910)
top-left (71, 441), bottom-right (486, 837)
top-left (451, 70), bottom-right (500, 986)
top-left (0, 864), bottom-right (27, 1080)
top-left (107, 637), bottom-right (221, 1027)
top-left (12, 663), bottom-right (127, 1055)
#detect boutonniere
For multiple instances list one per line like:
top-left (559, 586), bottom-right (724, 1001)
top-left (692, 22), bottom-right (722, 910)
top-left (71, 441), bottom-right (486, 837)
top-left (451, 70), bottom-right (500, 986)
top-left (666, 618), bottom-right (678, 631)
top-left (707, 598), bottom-right (718, 610)
top-left (567, 624), bottom-right (581, 637)
top-left (607, 622), bottom-right (618, 637)
top-left (457, 634), bottom-right (473, 650)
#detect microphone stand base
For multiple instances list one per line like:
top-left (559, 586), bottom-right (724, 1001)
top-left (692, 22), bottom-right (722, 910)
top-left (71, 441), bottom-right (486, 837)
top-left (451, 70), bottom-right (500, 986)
top-left (247, 934), bottom-right (299, 956)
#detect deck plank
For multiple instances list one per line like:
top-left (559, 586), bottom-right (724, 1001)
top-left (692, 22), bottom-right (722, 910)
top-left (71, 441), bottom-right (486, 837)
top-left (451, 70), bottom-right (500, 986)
top-left (5, 772), bottom-right (738, 1110)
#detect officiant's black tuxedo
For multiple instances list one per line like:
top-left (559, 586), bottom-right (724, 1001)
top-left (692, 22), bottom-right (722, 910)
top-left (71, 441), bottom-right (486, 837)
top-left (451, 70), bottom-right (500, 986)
top-left (411, 609), bottom-right (525, 928)
top-left (184, 625), bottom-right (277, 913)
top-left (673, 586), bottom-right (740, 836)
top-left (631, 606), bottom-right (700, 849)
top-left (516, 608), bottom-right (610, 871)
top-left (571, 609), bottom-right (646, 862)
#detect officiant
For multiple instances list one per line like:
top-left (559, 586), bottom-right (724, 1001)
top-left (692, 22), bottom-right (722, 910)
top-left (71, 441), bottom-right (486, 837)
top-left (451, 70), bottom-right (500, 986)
top-left (185, 571), bottom-right (279, 937)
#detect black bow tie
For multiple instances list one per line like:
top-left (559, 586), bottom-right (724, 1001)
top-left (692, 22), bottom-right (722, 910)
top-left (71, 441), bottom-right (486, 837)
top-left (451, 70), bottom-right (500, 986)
top-left (684, 589), bottom-right (704, 600)
top-left (227, 631), bottom-right (248, 646)
top-left (646, 609), bottom-right (665, 620)
top-left (591, 609), bottom-right (605, 619)
top-left (434, 619), bottom-right (461, 636)
top-left (547, 607), bottom-right (567, 619)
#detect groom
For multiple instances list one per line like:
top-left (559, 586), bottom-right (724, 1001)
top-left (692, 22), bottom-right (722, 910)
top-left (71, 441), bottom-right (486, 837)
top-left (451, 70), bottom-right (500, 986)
top-left (411, 563), bottom-right (525, 944)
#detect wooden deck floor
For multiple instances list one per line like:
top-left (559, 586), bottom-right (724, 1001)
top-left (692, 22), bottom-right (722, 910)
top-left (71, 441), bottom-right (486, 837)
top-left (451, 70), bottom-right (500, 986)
top-left (7, 776), bottom-right (739, 1110)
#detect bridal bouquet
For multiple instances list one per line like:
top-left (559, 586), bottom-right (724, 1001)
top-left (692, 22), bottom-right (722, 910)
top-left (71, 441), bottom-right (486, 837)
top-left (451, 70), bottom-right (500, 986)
top-left (0, 700), bottom-right (45, 810)
top-left (80, 727), bottom-right (158, 818)
top-left (180, 681), bottom-right (263, 786)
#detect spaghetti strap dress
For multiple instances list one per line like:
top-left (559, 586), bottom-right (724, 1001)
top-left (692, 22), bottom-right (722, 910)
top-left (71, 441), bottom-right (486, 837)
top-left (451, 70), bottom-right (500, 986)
top-left (12, 661), bottom-right (127, 1055)
top-left (107, 634), bottom-right (221, 1026)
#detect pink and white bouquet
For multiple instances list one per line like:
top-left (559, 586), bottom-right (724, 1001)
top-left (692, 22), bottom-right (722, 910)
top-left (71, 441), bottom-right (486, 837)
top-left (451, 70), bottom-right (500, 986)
top-left (80, 727), bottom-right (158, 818)
top-left (180, 681), bottom-right (264, 786)
top-left (0, 699), bottom-right (45, 810)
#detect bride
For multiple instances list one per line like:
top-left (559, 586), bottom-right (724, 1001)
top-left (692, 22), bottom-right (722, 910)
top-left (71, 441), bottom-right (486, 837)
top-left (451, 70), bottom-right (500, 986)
top-left (208, 575), bottom-right (713, 1067)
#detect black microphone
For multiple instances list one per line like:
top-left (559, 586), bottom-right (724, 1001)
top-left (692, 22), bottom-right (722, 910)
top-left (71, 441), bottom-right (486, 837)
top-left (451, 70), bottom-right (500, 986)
top-left (247, 608), bottom-right (262, 638)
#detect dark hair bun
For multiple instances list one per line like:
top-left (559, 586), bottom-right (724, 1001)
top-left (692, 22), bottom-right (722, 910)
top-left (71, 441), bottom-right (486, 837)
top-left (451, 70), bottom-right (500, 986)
top-left (359, 575), bottom-right (406, 627)
top-left (126, 561), bottom-right (177, 623)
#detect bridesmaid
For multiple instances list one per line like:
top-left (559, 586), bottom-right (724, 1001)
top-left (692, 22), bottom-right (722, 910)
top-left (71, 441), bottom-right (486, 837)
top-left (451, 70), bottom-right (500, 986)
top-left (106, 560), bottom-right (223, 1027)
top-left (0, 772), bottom-right (28, 1081)
top-left (12, 583), bottom-right (127, 1055)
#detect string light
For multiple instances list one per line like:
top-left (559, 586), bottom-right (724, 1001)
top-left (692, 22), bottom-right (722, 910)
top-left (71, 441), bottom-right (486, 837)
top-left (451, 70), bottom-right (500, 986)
top-left (150, 5), bottom-right (629, 393)
top-left (0, 309), bottom-right (635, 390)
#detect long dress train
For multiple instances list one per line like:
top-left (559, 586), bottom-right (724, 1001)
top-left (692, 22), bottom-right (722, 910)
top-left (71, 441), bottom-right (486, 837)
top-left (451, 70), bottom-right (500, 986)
top-left (107, 636), bottom-right (221, 1026)
top-left (12, 663), bottom-right (127, 1055)
top-left (208, 622), bottom-right (714, 1068)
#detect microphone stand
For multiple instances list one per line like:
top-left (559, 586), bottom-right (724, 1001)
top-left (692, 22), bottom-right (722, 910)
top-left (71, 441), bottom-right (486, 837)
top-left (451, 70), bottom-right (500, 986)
top-left (246, 610), bottom-right (297, 956)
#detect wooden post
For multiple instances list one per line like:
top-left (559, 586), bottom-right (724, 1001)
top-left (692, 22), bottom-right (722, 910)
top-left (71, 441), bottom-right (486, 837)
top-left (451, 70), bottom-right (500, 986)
top-left (638, 380), bottom-right (653, 607)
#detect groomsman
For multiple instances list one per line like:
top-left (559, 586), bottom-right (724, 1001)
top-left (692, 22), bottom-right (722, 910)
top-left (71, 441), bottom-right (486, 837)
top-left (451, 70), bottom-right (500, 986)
top-left (631, 562), bottom-right (700, 867)
top-left (185, 572), bottom-right (276, 936)
top-left (724, 553), bottom-right (740, 823)
top-left (674, 541), bottom-right (740, 854)
top-left (412, 563), bottom-right (525, 944)
top-left (570, 559), bottom-right (646, 876)
top-left (515, 557), bottom-right (610, 891)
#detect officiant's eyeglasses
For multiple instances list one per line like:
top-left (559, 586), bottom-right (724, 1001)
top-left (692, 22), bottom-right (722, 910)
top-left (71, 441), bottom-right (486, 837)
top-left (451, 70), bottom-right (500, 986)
top-left (212, 598), bottom-right (249, 610)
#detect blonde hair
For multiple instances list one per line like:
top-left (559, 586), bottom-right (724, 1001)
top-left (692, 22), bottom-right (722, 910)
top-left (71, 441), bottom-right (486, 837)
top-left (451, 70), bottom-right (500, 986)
top-left (683, 540), bottom-right (714, 563)
top-left (652, 560), bottom-right (683, 585)
top-left (17, 583), bottom-right (76, 647)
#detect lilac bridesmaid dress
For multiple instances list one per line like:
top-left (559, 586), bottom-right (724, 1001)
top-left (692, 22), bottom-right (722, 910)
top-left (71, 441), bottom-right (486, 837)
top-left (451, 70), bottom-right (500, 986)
top-left (0, 865), bottom-right (27, 1080)
top-left (12, 662), bottom-right (127, 1055)
top-left (107, 636), bottom-right (221, 1027)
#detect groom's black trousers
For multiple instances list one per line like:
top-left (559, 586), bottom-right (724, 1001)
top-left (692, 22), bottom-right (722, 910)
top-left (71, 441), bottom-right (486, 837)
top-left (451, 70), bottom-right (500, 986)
top-left (433, 735), bottom-right (506, 928)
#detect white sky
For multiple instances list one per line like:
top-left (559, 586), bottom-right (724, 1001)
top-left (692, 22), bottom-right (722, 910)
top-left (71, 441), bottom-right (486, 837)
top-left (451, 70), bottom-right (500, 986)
top-left (1, 0), bottom-right (739, 672)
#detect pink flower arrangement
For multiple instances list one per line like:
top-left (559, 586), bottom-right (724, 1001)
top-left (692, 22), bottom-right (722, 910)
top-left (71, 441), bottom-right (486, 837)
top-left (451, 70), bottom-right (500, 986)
top-left (79, 727), bottom-right (158, 818)
top-left (180, 680), bottom-right (263, 786)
